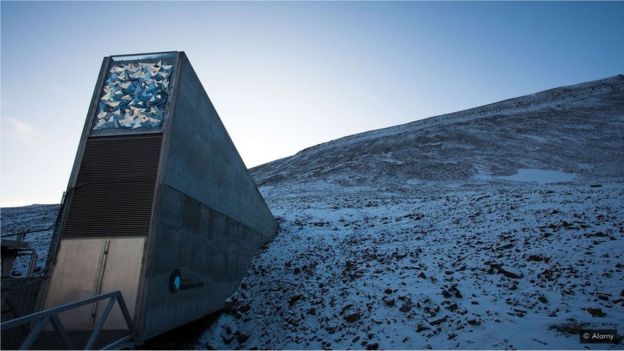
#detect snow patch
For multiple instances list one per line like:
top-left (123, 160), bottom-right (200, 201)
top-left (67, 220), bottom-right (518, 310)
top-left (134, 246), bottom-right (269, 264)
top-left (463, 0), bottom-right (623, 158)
top-left (498, 169), bottom-right (577, 184)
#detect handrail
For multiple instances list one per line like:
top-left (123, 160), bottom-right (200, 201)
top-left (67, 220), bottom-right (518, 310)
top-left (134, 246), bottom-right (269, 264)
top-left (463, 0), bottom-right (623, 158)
top-left (0, 248), bottom-right (39, 279)
top-left (1, 226), bottom-right (54, 239)
top-left (17, 249), bottom-right (39, 278)
top-left (1, 290), bottom-right (134, 350)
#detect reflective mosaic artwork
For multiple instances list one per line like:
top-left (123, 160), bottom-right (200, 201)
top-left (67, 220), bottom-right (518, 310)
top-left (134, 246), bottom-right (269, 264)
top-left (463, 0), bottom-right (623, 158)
top-left (92, 60), bottom-right (174, 133)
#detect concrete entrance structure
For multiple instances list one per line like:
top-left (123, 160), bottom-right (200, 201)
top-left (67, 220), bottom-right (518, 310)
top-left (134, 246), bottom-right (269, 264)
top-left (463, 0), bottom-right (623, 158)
top-left (43, 51), bottom-right (276, 342)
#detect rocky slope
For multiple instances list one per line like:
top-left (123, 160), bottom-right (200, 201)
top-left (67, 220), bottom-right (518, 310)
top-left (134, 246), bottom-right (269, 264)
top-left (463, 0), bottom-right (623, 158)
top-left (253, 75), bottom-right (624, 186)
top-left (197, 75), bottom-right (624, 349)
top-left (2, 75), bottom-right (623, 349)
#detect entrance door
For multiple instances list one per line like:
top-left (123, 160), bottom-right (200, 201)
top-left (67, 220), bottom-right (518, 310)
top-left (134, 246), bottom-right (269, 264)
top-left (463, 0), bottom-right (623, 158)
top-left (44, 237), bottom-right (144, 330)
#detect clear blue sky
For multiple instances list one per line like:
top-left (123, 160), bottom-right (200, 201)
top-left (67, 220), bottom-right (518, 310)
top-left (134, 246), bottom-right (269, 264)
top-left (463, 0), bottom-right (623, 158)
top-left (1, 1), bottom-right (623, 207)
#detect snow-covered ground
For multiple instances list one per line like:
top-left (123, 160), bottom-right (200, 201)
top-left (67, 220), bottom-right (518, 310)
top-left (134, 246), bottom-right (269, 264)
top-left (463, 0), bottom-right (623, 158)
top-left (476, 169), bottom-right (578, 184)
top-left (196, 179), bottom-right (623, 349)
top-left (2, 75), bottom-right (623, 349)
top-left (196, 75), bottom-right (624, 349)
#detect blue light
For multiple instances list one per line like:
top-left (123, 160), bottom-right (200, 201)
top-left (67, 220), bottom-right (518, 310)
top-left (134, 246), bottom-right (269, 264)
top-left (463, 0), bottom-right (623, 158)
top-left (91, 54), bottom-right (175, 135)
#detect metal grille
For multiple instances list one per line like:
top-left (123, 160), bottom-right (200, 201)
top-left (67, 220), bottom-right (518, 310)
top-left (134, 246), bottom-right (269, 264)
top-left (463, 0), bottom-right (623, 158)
top-left (61, 134), bottom-right (162, 238)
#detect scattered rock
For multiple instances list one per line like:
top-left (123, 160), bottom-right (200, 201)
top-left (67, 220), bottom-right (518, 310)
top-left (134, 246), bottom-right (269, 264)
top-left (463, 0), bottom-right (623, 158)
top-left (467, 318), bottom-right (481, 326)
top-left (586, 307), bottom-right (606, 317)
top-left (239, 302), bottom-right (251, 312)
top-left (221, 334), bottom-right (234, 345)
top-left (236, 331), bottom-right (249, 344)
top-left (496, 243), bottom-right (514, 251)
top-left (428, 315), bottom-right (448, 326)
top-left (538, 268), bottom-right (558, 281)
top-left (399, 301), bottom-right (413, 313)
top-left (527, 254), bottom-right (550, 263)
top-left (498, 265), bottom-right (523, 279)
top-left (549, 319), bottom-right (588, 335)
top-left (366, 342), bottom-right (379, 350)
top-left (514, 308), bottom-right (527, 317)
top-left (441, 285), bottom-right (463, 298)
top-left (416, 323), bottom-right (431, 333)
top-left (344, 312), bottom-right (361, 323)
top-left (445, 303), bottom-right (458, 312)
top-left (596, 293), bottom-right (610, 301)
top-left (288, 294), bottom-right (304, 307)
top-left (382, 296), bottom-right (395, 307)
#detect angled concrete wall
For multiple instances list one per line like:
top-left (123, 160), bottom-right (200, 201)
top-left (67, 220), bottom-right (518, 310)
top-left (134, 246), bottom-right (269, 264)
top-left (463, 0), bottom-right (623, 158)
top-left (135, 52), bottom-right (276, 341)
top-left (42, 52), bottom-right (275, 342)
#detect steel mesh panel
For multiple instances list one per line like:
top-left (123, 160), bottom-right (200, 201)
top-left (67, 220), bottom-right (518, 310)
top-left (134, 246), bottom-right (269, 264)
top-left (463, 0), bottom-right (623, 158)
top-left (61, 134), bottom-right (162, 237)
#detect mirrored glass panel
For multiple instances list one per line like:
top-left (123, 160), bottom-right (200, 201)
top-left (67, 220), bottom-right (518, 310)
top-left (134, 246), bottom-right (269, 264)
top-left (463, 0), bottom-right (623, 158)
top-left (91, 53), bottom-right (176, 135)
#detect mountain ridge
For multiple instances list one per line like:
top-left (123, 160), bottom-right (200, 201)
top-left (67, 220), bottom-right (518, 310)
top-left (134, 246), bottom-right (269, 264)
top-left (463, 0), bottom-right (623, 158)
top-left (251, 74), bottom-right (624, 186)
top-left (257, 74), bottom-right (623, 162)
top-left (199, 73), bottom-right (624, 349)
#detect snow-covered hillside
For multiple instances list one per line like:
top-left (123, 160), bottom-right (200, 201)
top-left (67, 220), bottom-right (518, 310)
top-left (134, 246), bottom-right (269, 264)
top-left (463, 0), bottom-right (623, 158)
top-left (197, 75), bottom-right (624, 349)
top-left (1, 204), bottom-right (57, 276)
top-left (1, 75), bottom-right (623, 349)
top-left (253, 75), bottom-right (624, 185)
top-left (198, 180), bottom-right (623, 349)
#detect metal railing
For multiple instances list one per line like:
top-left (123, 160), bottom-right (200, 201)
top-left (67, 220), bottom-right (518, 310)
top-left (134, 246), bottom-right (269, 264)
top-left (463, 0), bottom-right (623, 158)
top-left (0, 247), bottom-right (39, 279)
top-left (17, 249), bottom-right (39, 278)
top-left (0, 291), bottom-right (133, 350)
top-left (1, 226), bottom-right (54, 239)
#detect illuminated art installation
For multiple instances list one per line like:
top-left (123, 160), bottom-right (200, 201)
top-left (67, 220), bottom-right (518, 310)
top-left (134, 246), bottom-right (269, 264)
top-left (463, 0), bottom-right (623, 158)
top-left (92, 60), bottom-right (174, 133)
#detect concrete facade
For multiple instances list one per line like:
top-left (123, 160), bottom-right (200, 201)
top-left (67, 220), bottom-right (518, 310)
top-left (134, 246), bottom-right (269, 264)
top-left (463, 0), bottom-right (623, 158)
top-left (134, 53), bottom-right (276, 340)
top-left (43, 51), bottom-right (276, 342)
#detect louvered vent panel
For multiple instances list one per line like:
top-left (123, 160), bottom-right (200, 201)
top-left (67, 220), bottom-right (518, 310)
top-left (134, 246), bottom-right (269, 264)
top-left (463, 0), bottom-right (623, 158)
top-left (61, 134), bottom-right (162, 238)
